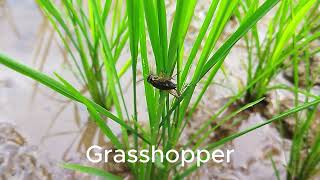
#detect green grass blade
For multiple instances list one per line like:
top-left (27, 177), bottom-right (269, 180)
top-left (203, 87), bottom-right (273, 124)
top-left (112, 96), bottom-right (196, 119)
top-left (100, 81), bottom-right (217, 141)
top-left (62, 163), bottom-right (122, 180)
top-left (167, 0), bottom-right (197, 72)
top-left (156, 0), bottom-right (168, 70)
top-left (190, 97), bottom-right (265, 150)
top-left (0, 53), bottom-right (150, 144)
top-left (54, 73), bottom-right (123, 149)
top-left (142, 0), bottom-right (163, 72)
top-left (177, 97), bottom-right (320, 178)
top-left (90, 0), bottom-right (131, 147)
top-left (201, 0), bottom-right (279, 79)
top-left (127, 0), bottom-right (140, 150)
top-left (139, 3), bottom-right (158, 143)
top-left (180, 0), bottom-right (219, 87)
top-left (270, 155), bottom-right (281, 180)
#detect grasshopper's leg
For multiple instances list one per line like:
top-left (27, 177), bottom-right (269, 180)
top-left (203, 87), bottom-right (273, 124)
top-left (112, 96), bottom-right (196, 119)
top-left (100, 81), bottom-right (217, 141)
top-left (168, 89), bottom-right (180, 98)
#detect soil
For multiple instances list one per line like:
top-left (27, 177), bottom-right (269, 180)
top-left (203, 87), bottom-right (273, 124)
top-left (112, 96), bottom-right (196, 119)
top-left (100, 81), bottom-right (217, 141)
top-left (283, 55), bottom-right (320, 87)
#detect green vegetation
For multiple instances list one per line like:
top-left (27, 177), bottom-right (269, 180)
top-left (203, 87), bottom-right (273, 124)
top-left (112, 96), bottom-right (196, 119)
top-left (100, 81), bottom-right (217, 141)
top-left (237, 0), bottom-right (320, 101)
top-left (236, 1), bottom-right (320, 179)
top-left (37, 0), bottom-right (130, 110)
top-left (0, 0), bottom-right (319, 179)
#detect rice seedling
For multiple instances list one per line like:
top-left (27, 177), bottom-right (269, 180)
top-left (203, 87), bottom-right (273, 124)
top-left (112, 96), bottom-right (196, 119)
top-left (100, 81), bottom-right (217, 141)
top-left (35, 0), bottom-right (134, 151)
top-left (287, 104), bottom-right (320, 180)
top-left (236, 0), bottom-right (320, 102)
top-left (279, 15), bottom-right (320, 179)
top-left (234, 1), bottom-right (320, 179)
top-left (1, 0), bottom-right (320, 179)
top-left (36, 0), bottom-right (131, 110)
top-left (266, 81), bottom-right (320, 179)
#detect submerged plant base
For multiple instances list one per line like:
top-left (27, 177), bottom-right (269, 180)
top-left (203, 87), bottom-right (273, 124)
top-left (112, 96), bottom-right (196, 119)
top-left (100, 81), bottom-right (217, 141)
top-left (264, 97), bottom-right (320, 143)
top-left (283, 55), bottom-right (320, 87)
top-left (185, 101), bottom-right (290, 179)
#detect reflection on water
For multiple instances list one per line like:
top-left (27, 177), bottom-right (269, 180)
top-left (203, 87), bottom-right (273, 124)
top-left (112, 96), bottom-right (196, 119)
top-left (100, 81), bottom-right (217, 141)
top-left (0, 0), bottom-right (100, 162)
top-left (0, 0), bottom-right (20, 39)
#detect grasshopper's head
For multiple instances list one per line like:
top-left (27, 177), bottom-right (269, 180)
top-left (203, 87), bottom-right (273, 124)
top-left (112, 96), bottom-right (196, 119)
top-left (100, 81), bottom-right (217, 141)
top-left (147, 74), bottom-right (157, 83)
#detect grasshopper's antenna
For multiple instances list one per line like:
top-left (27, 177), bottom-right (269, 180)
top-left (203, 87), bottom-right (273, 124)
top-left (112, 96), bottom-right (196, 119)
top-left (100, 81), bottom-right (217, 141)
top-left (136, 69), bottom-right (146, 84)
top-left (136, 78), bottom-right (145, 83)
top-left (137, 74), bottom-right (149, 84)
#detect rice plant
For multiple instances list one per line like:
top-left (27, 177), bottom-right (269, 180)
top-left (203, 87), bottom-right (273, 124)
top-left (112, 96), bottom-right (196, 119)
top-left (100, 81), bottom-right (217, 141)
top-left (1, 0), bottom-right (320, 179)
top-left (281, 14), bottom-right (320, 178)
top-left (35, 0), bottom-right (134, 150)
top-left (235, 1), bottom-right (320, 179)
top-left (236, 0), bottom-right (320, 102)
top-left (287, 104), bottom-right (320, 180)
top-left (37, 0), bottom-right (131, 110)
top-left (269, 77), bottom-right (320, 180)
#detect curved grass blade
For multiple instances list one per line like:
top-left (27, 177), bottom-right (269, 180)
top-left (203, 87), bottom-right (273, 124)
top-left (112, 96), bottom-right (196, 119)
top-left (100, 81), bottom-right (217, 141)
top-left (180, 0), bottom-right (219, 87)
top-left (0, 53), bottom-right (150, 144)
top-left (168, 0), bottom-right (197, 72)
top-left (54, 73), bottom-right (123, 149)
top-left (176, 97), bottom-right (320, 179)
top-left (190, 97), bottom-right (265, 150)
top-left (200, 0), bottom-right (280, 78)
top-left (62, 163), bottom-right (122, 180)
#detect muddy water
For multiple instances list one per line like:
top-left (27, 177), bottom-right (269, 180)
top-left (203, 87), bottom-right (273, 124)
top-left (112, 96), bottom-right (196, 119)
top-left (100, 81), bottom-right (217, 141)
top-left (0, 0), bottom-right (316, 180)
top-left (0, 0), bottom-right (88, 157)
top-left (0, 1), bottom-right (94, 178)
